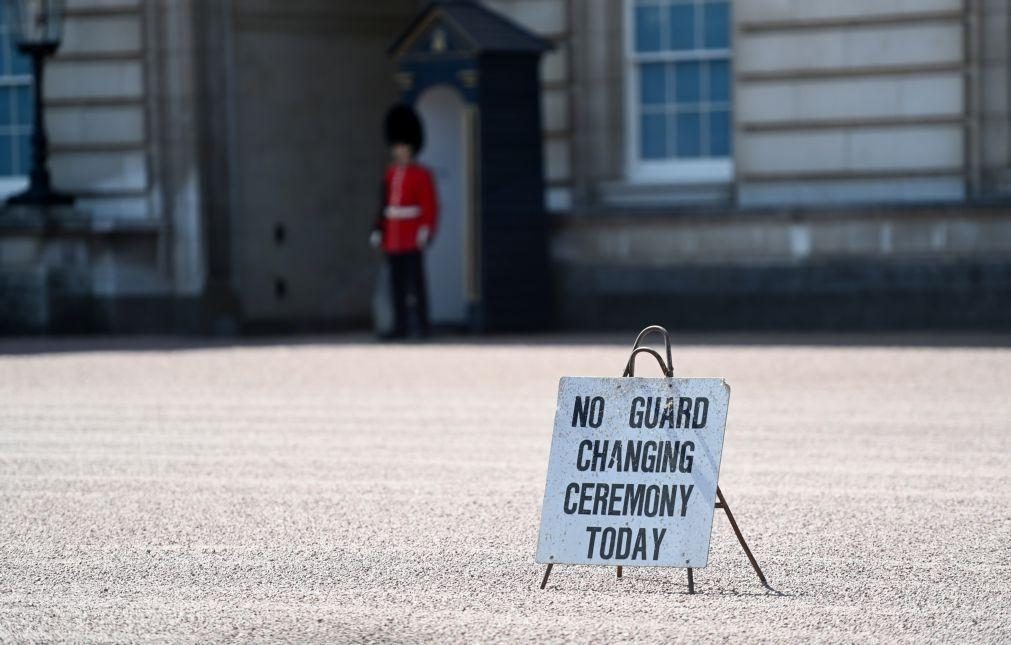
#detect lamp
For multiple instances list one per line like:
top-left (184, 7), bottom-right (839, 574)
top-left (5, 0), bottom-right (73, 206)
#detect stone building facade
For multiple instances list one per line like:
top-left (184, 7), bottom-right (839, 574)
top-left (1, 0), bottom-right (1009, 332)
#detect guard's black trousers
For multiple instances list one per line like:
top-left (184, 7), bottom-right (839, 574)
top-left (387, 251), bottom-right (429, 337)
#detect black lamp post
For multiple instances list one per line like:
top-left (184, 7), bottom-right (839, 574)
top-left (5, 0), bottom-right (72, 206)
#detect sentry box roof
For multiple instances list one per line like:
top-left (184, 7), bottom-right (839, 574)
top-left (389, 1), bottom-right (553, 58)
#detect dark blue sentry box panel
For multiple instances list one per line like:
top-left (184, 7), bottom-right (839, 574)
top-left (389, 1), bottom-right (553, 332)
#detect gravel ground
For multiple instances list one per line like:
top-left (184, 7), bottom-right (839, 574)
top-left (0, 335), bottom-right (1009, 644)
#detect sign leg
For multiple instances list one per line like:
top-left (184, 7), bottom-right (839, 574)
top-left (716, 487), bottom-right (769, 588)
top-left (616, 566), bottom-right (622, 579)
top-left (539, 564), bottom-right (553, 590)
top-left (687, 567), bottom-right (695, 594)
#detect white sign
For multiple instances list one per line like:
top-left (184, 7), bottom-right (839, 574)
top-left (535, 377), bottom-right (730, 568)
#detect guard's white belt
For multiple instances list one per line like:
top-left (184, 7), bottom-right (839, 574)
top-left (385, 205), bottom-right (421, 220)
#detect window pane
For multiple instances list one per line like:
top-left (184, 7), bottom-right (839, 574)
top-left (668, 3), bottom-right (695, 51)
top-left (16, 132), bottom-right (30, 173)
top-left (0, 4), bottom-right (8, 76)
top-left (674, 61), bottom-right (701, 104)
top-left (0, 4), bottom-right (29, 177)
top-left (675, 111), bottom-right (701, 157)
top-left (12, 50), bottom-right (30, 75)
top-left (0, 88), bottom-right (11, 124)
top-left (640, 63), bottom-right (666, 105)
top-left (641, 113), bottom-right (667, 159)
top-left (635, 4), bottom-right (662, 53)
top-left (0, 134), bottom-right (14, 175)
top-left (707, 60), bottom-right (730, 102)
top-left (704, 1), bottom-right (730, 49)
top-left (15, 85), bottom-right (31, 126)
top-left (708, 109), bottom-right (732, 156)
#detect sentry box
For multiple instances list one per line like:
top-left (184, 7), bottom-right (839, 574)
top-left (388, 2), bottom-right (553, 332)
top-left (534, 326), bottom-right (770, 593)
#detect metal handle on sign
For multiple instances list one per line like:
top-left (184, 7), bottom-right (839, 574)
top-left (631, 325), bottom-right (673, 369)
top-left (623, 325), bottom-right (674, 377)
top-left (622, 347), bottom-right (672, 377)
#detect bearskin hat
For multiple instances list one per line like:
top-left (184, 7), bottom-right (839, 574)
top-left (384, 103), bottom-right (424, 153)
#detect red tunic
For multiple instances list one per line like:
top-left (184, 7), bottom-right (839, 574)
top-left (381, 163), bottom-right (438, 254)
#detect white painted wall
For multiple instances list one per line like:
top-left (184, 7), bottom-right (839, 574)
top-left (734, 0), bottom-right (970, 206)
top-left (47, 0), bottom-right (150, 221)
top-left (736, 24), bottom-right (963, 73)
top-left (737, 75), bottom-right (965, 123)
top-left (734, 0), bottom-right (963, 22)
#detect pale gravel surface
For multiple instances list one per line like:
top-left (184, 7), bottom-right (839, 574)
top-left (0, 335), bottom-right (1009, 644)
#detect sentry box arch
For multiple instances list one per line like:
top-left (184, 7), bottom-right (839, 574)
top-left (388, 1), bottom-right (553, 332)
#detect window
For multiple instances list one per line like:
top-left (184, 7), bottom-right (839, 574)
top-left (0, 3), bottom-right (33, 191)
top-left (627, 0), bottom-right (732, 183)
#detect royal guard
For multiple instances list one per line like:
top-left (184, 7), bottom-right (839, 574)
top-left (371, 104), bottom-right (439, 339)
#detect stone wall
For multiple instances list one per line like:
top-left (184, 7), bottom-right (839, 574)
top-left (222, 0), bottom-right (415, 329)
top-left (523, 0), bottom-right (1011, 210)
top-left (0, 0), bottom-right (207, 332)
top-left (552, 204), bottom-right (1011, 330)
top-left (4, 0), bottom-right (1010, 333)
top-left (502, 0), bottom-right (1011, 330)
top-left (735, 0), bottom-right (968, 206)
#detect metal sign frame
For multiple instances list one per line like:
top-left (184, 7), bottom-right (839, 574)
top-left (538, 325), bottom-right (770, 594)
